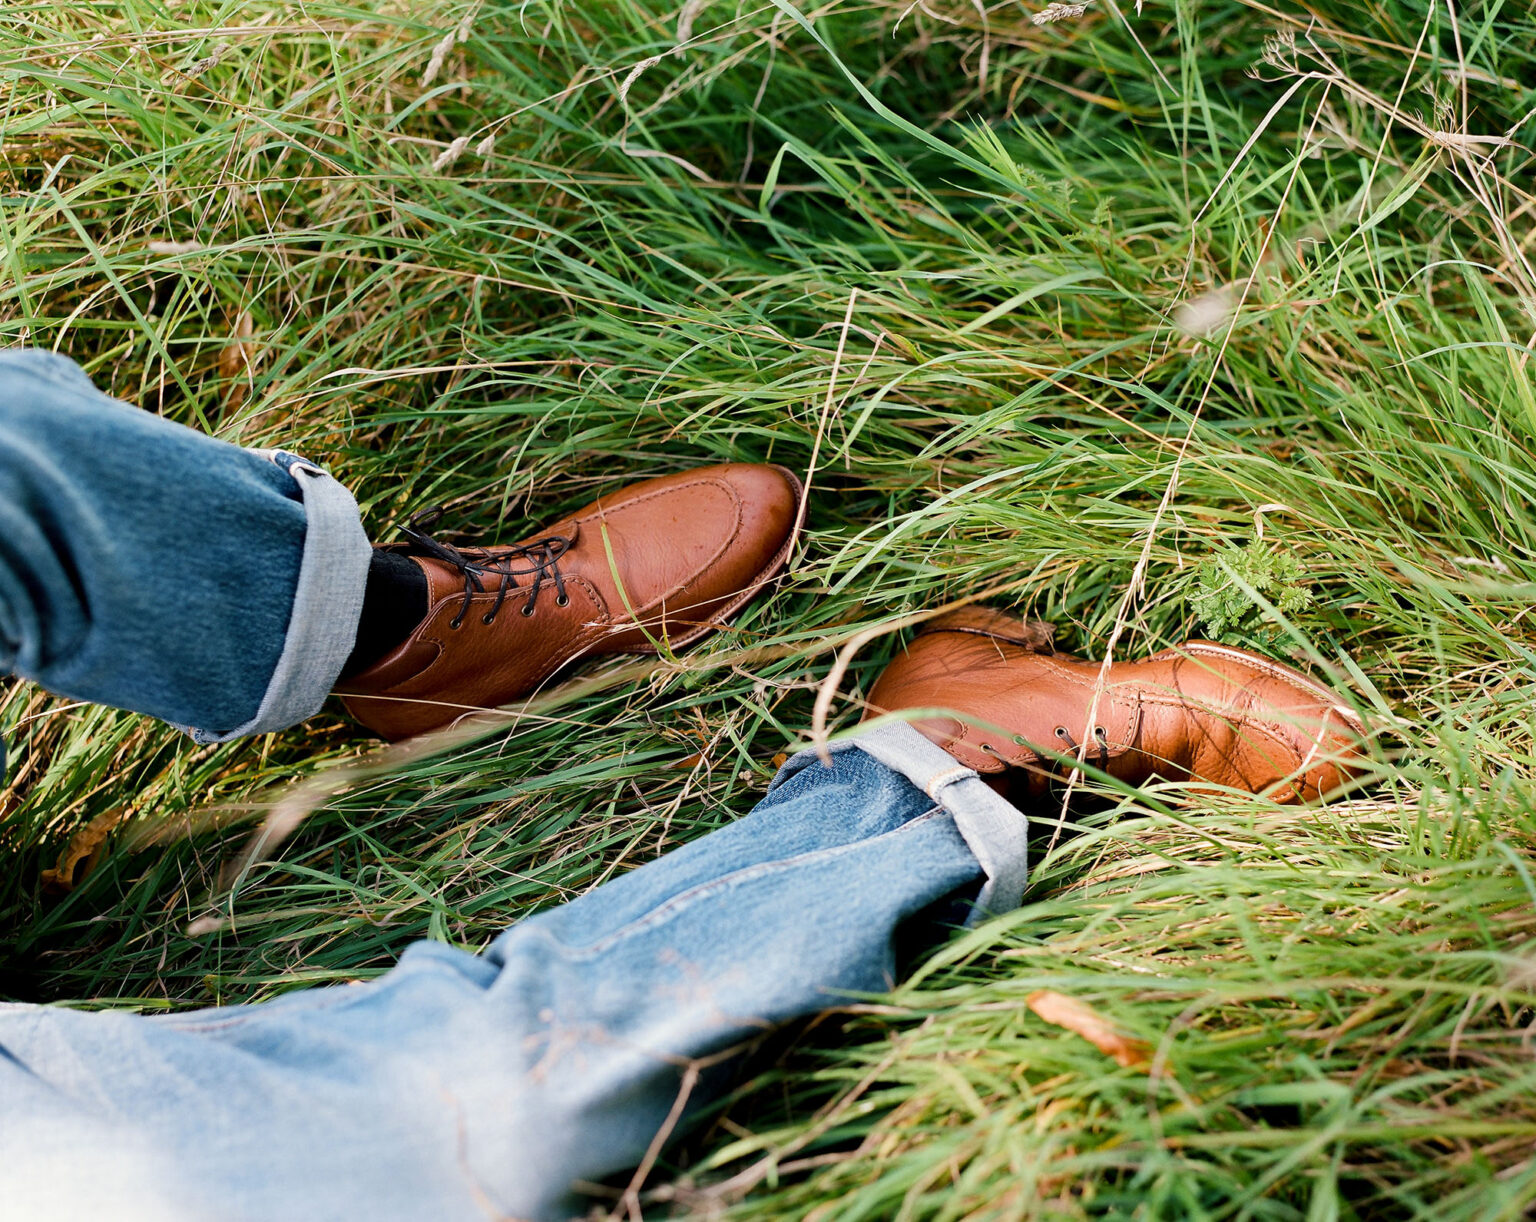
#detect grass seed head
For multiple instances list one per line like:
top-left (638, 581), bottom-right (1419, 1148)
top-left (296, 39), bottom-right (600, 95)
top-left (1032, 3), bottom-right (1088, 24)
top-left (421, 31), bottom-right (455, 87)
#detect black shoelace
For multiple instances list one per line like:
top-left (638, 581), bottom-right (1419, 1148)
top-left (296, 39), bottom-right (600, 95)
top-left (401, 508), bottom-right (573, 629)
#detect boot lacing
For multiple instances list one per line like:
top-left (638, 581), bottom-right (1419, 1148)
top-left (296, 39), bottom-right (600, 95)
top-left (402, 508), bottom-right (573, 630)
top-left (1055, 724), bottom-right (1110, 772)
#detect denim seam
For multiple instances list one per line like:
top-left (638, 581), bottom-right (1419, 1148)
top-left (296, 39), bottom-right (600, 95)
top-left (532, 805), bottom-right (948, 962)
top-left (923, 764), bottom-right (974, 798)
top-left (151, 960), bottom-right (442, 1033)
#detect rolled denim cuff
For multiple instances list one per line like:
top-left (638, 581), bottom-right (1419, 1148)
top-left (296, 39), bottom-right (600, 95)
top-left (181, 450), bottom-right (370, 744)
top-left (773, 720), bottom-right (1030, 923)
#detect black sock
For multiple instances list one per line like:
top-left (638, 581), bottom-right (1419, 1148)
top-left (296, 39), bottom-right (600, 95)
top-left (339, 550), bottom-right (429, 681)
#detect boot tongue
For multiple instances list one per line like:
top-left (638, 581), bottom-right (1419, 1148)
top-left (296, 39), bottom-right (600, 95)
top-left (412, 551), bottom-right (475, 604)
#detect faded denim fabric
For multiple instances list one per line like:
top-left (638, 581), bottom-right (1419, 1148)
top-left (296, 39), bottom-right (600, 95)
top-left (0, 350), bottom-right (369, 746)
top-left (0, 725), bottom-right (1026, 1221)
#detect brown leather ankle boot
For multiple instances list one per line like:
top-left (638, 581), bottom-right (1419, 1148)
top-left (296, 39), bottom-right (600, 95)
top-left (338, 463), bottom-right (801, 739)
top-left (865, 607), bottom-right (1367, 803)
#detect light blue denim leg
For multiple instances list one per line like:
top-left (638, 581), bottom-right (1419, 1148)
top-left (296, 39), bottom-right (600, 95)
top-left (0, 351), bottom-right (370, 742)
top-left (0, 725), bottom-right (1023, 1221)
top-left (809, 719), bottom-right (1030, 919)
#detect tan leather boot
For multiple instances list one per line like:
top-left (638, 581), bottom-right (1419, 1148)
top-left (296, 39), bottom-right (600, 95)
top-left (865, 607), bottom-right (1367, 803)
top-left (338, 463), bottom-right (801, 739)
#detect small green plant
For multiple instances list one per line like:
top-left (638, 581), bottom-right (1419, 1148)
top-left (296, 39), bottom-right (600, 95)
top-left (1189, 544), bottom-right (1314, 639)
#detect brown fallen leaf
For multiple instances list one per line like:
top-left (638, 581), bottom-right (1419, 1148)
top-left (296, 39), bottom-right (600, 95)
top-left (1026, 989), bottom-right (1151, 1069)
top-left (40, 807), bottom-right (131, 894)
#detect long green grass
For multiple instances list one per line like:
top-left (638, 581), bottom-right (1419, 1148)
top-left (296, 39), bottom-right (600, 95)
top-left (3, 0), bottom-right (1536, 1216)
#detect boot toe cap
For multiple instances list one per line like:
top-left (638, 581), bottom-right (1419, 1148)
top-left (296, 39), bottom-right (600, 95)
top-left (582, 461), bottom-right (800, 647)
top-left (665, 462), bottom-right (800, 630)
top-left (1174, 649), bottom-right (1369, 802)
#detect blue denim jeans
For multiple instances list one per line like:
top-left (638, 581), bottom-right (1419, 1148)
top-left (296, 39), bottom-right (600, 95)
top-left (0, 353), bottom-right (1029, 1220)
top-left (0, 350), bottom-right (370, 750)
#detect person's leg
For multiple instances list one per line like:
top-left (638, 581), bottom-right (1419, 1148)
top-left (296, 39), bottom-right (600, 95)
top-left (0, 351), bottom-right (371, 743)
top-left (0, 722), bottom-right (1024, 1221)
top-left (0, 351), bottom-right (800, 749)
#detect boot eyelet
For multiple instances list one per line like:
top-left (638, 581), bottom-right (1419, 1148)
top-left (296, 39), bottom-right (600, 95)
top-left (521, 603), bottom-right (536, 617)
top-left (448, 616), bottom-right (464, 630)
top-left (482, 613), bottom-right (497, 626)
top-left (1054, 726), bottom-right (1070, 739)
top-left (1092, 726), bottom-right (1109, 744)
top-left (555, 594), bottom-right (570, 607)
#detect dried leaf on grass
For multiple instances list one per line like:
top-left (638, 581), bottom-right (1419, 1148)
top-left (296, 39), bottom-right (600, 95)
top-left (40, 807), bottom-right (130, 893)
top-left (1026, 990), bottom-right (1151, 1068)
